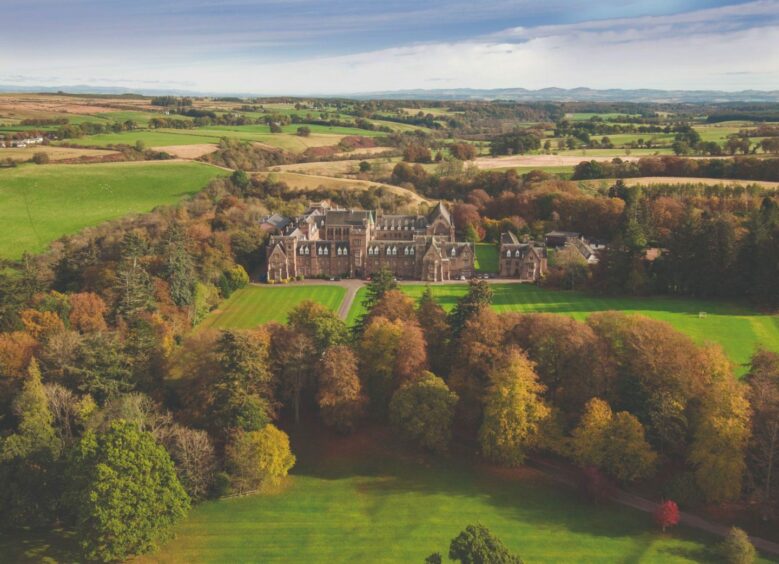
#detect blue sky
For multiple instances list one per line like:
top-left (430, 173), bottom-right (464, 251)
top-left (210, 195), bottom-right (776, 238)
top-left (2, 0), bottom-right (777, 93)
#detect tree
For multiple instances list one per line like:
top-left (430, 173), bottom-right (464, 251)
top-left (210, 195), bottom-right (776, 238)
top-left (65, 420), bottom-right (190, 562)
top-left (116, 233), bottom-right (154, 317)
top-left (449, 280), bottom-right (493, 336)
top-left (745, 350), bottom-right (779, 518)
top-left (358, 317), bottom-right (427, 414)
top-left (270, 324), bottom-right (316, 424)
top-left (571, 398), bottom-right (657, 482)
top-left (317, 346), bottom-right (366, 432)
top-left (0, 359), bottom-right (63, 527)
top-left (296, 126), bottom-right (311, 137)
top-left (68, 292), bottom-right (108, 333)
top-left (449, 142), bottom-right (478, 161)
top-left (32, 152), bottom-right (50, 164)
top-left (361, 267), bottom-right (398, 315)
top-left (718, 527), bottom-right (756, 564)
top-left (70, 332), bottom-right (134, 402)
top-left (389, 372), bottom-right (458, 453)
top-left (164, 425), bottom-right (217, 501)
top-left (479, 349), bottom-right (550, 465)
top-left (162, 222), bottom-right (195, 307)
top-left (287, 300), bottom-right (349, 354)
top-left (416, 287), bottom-right (451, 377)
top-left (690, 371), bottom-right (751, 504)
top-left (366, 289), bottom-right (417, 324)
top-left (448, 524), bottom-right (523, 564)
top-left (226, 425), bottom-right (295, 493)
top-left (654, 500), bottom-right (679, 532)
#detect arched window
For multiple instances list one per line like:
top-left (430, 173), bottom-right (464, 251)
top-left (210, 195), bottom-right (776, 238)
top-left (323, 246), bottom-right (329, 255)
top-left (410, 247), bottom-right (415, 255)
top-left (318, 247), bottom-right (323, 255)
top-left (404, 247), bottom-right (409, 255)
top-left (392, 246), bottom-right (397, 255)
top-left (451, 248), bottom-right (456, 257)
top-left (343, 247), bottom-right (348, 256)
top-left (386, 247), bottom-right (391, 255)
top-left (506, 250), bottom-right (511, 257)
top-left (515, 250), bottom-right (521, 258)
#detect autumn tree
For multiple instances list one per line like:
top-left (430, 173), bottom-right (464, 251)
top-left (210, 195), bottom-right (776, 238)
top-left (654, 500), bottom-right (679, 532)
top-left (359, 267), bottom-right (398, 326)
top-left (358, 316), bottom-right (427, 414)
top-left (479, 349), bottom-right (550, 466)
top-left (287, 300), bottom-right (349, 353)
top-left (317, 345), bottom-right (366, 432)
top-left (19, 308), bottom-right (64, 339)
top-left (65, 420), bottom-right (190, 562)
top-left (226, 425), bottom-right (296, 493)
top-left (690, 372), bottom-right (751, 504)
top-left (164, 425), bottom-right (217, 501)
top-left (68, 292), bottom-right (108, 333)
top-left (366, 289), bottom-right (417, 324)
top-left (269, 323), bottom-right (316, 424)
top-left (389, 371), bottom-right (458, 453)
top-left (571, 398), bottom-right (657, 482)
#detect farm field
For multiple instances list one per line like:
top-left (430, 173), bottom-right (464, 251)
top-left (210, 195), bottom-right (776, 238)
top-left (582, 177), bottom-right (779, 190)
top-left (0, 161), bottom-right (224, 259)
top-left (0, 145), bottom-right (117, 162)
top-left (345, 283), bottom-right (779, 373)
top-left (130, 427), bottom-right (746, 564)
top-left (198, 284), bottom-right (346, 329)
top-left (53, 130), bottom-right (222, 148)
top-left (256, 171), bottom-right (430, 205)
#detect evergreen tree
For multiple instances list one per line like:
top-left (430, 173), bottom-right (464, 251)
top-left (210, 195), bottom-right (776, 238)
top-left (162, 222), bottom-right (195, 307)
top-left (116, 233), bottom-right (154, 316)
top-left (449, 280), bottom-right (493, 336)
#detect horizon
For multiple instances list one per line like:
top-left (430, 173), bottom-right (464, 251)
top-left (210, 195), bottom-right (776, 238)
top-left (3, 0), bottom-right (778, 95)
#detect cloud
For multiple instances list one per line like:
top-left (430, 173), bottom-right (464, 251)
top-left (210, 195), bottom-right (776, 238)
top-left (1, 1), bottom-right (777, 93)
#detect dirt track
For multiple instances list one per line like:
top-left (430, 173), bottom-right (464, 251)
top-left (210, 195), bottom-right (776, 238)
top-left (153, 144), bottom-right (218, 159)
top-left (475, 154), bottom-right (642, 169)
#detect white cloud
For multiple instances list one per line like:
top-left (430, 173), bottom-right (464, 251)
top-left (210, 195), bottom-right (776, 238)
top-left (1, 1), bottom-right (778, 93)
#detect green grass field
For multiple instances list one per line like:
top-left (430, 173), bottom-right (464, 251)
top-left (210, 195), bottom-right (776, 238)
top-left (0, 161), bottom-right (224, 259)
top-left (128, 426), bottom-right (755, 564)
top-left (474, 243), bottom-right (499, 273)
top-left (198, 285), bottom-right (346, 329)
top-left (346, 283), bottom-right (779, 373)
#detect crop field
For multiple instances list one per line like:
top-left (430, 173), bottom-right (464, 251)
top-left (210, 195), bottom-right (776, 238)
top-left (0, 161), bottom-right (224, 259)
top-left (54, 130), bottom-right (222, 148)
top-left (127, 426), bottom-right (746, 564)
top-left (345, 283), bottom-right (779, 372)
top-left (198, 285), bottom-right (346, 329)
top-left (0, 145), bottom-right (117, 162)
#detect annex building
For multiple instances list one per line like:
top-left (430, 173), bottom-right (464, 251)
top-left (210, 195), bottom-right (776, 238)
top-left (265, 202), bottom-right (475, 282)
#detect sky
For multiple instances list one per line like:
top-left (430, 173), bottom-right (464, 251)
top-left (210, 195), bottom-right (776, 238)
top-left (2, 0), bottom-right (778, 94)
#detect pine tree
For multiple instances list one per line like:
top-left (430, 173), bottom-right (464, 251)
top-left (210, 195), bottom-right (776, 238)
top-left (162, 222), bottom-right (195, 307)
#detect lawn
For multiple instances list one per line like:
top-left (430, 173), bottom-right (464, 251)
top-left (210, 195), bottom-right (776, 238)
top-left (131, 426), bottom-right (749, 564)
top-left (345, 283), bottom-right (779, 373)
top-left (474, 243), bottom-right (499, 273)
top-left (198, 284), bottom-right (346, 329)
top-left (0, 161), bottom-right (224, 259)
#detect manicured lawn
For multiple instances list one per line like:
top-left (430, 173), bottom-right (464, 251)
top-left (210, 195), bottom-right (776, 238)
top-left (0, 161), bottom-right (224, 259)
top-left (474, 242), bottom-right (499, 273)
top-left (134, 427), bottom-right (742, 564)
top-left (346, 283), bottom-right (779, 373)
top-left (198, 285), bottom-right (346, 329)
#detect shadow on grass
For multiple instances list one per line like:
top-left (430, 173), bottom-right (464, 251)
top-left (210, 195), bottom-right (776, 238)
top-left (0, 527), bottom-right (80, 563)
top-left (286, 423), bottom-right (715, 562)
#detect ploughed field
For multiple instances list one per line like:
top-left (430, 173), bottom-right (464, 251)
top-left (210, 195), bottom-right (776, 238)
top-left (345, 283), bottom-right (779, 374)
top-left (130, 427), bottom-right (760, 564)
top-left (0, 161), bottom-right (224, 259)
top-left (198, 284), bottom-right (347, 329)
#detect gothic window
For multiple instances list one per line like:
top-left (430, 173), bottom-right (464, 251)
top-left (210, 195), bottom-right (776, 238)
top-left (506, 250), bottom-right (511, 257)
top-left (451, 248), bottom-right (456, 257)
top-left (323, 246), bottom-right (329, 255)
top-left (515, 250), bottom-right (521, 258)
top-left (318, 247), bottom-right (323, 255)
top-left (410, 247), bottom-right (415, 255)
top-left (404, 247), bottom-right (409, 255)
top-left (392, 246), bottom-right (397, 255)
top-left (343, 247), bottom-right (348, 255)
top-left (386, 247), bottom-right (391, 255)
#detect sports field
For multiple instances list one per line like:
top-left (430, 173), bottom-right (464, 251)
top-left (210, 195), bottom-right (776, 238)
top-left (346, 283), bottom-right (779, 373)
top-left (198, 284), bottom-right (346, 329)
top-left (131, 426), bottom-right (752, 564)
top-left (0, 161), bottom-right (224, 259)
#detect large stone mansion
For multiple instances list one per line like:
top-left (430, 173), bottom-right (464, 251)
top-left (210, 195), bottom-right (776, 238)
top-left (265, 202), bottom-right (475, 282)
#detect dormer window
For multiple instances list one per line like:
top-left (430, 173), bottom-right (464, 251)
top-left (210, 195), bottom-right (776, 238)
top-left (451, 248), bottom-right (457, 257)
top-left (318, 247), bottom-right (323, 255)
top-left (404, 247), bottom-right (409, 256)
top-left (342, 247), bottom-right (348, 256)
top-left (515, 250), bottom-right (521, 257)
top-left (506, 250), bottom-right (511, 257)
top-left (323, 246), bottom-right (329, 255)
top-left (410, 247), bottom-right (415, 255)
top-left (386, 247), bottom-right (391, 256)
top-left (392, 246), bottom-right (397, 256)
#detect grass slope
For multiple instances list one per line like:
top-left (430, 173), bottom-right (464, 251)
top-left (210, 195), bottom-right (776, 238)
top-left (135, 427), bottom-right (746, 564)
top-left (198, 285), bottom-right (346, 329)
top-left (0, 161), bottom-right (224, 259)
top-left (346, 284), bottom-right (779, 372)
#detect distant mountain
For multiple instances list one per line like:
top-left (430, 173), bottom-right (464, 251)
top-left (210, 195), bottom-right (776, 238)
top-left (1, 84), bottom-right (778, 103)
top-left (352, 87), bottom-right (779, 103)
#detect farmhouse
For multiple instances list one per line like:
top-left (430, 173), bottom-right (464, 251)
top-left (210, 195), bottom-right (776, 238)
top-left (266, 202), bottom-right (474, 282)
top-left (545, 230), bottom-right (600, 264)
top-left (498, 232), bottom-right (548, 281)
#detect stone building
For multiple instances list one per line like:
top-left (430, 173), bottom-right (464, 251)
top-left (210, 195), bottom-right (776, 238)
top-left (266, 202), bottom-right (474, 282)
top-left (498, 232), bottom-right (547, 281)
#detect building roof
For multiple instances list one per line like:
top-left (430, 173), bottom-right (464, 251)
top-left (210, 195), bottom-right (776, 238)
top-left (428, 202), bottom-right (451, 224)
top-left (324, 209), bottom-right (373, 227)
top-left (500, 232), bottom-right (520, 245)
